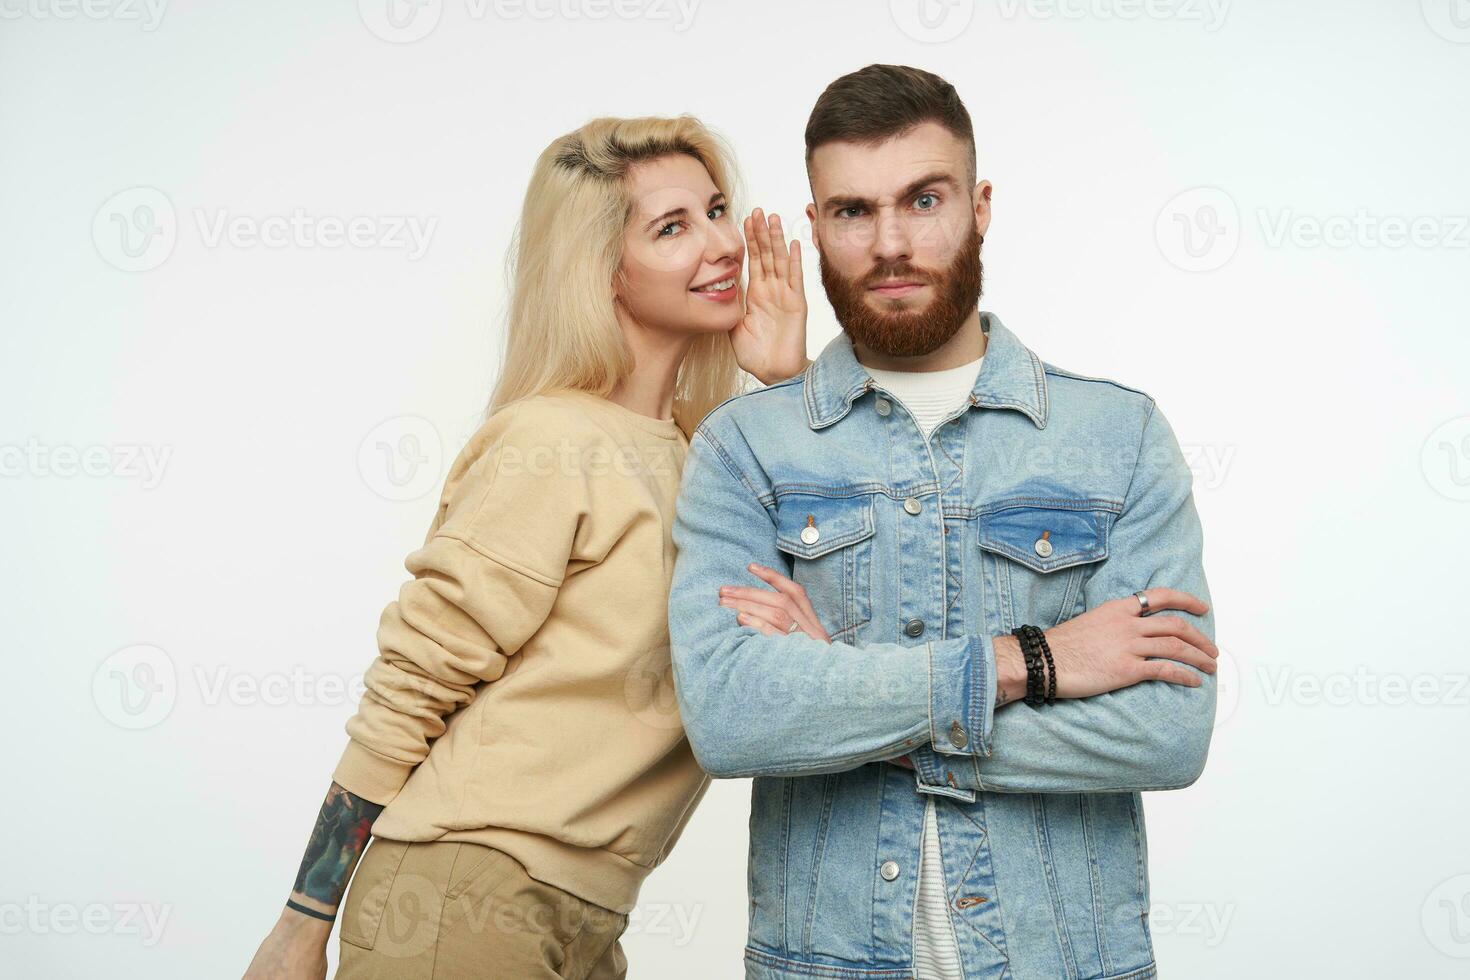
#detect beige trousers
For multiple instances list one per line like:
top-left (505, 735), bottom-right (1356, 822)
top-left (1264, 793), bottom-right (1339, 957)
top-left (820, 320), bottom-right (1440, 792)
top-left (336, 838), bottom-right (628, 980)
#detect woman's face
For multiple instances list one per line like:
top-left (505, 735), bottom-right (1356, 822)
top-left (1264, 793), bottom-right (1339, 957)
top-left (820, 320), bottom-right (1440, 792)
top-left (616, 153), bottom-right (744, 336)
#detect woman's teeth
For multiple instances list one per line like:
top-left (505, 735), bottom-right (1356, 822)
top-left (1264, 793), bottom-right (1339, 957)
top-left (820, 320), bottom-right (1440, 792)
top-left (693, 277), bottom-right (736, 293)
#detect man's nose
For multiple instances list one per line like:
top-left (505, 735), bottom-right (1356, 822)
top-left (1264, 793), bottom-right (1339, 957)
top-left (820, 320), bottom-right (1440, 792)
top-left (871, 207), bottom-right (913, 265)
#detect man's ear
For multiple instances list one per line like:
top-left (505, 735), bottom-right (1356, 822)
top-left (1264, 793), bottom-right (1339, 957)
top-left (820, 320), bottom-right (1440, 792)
top-left (973, 179), bottom-right (993, 241)
top-left (804, 202), bottom-right (821, 252)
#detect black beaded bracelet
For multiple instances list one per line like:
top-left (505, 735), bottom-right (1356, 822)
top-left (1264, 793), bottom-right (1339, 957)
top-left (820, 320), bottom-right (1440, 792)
top-left (1012, 625), bottom-right (1046, 706)
top-left (1033, 628), bottom-right (1057, 704)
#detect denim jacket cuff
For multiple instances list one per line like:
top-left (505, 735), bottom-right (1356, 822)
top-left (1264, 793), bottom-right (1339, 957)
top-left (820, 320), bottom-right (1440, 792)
top-left (926, 635), bottom-right (996, 758)
top-left (910, 745), bottom-right (980, 802)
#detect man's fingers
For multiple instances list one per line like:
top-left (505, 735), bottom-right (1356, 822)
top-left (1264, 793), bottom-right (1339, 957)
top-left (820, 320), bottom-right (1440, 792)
top-left (747, 563), bottom-right (823, 623)
top-left (736, 610), bottom-right (784, 637)
top-left (1137, 637), bottom-right (1217, 676)
top-left (1139, 615), bottom-right (1219, 657)
top-left (1132, 587), bottom-right (1209, 617)
top-left (720, 585), bottom-right (788, 611)
top-left (1137, 658), bottom-right (1204, 687)
top-left (747, 562), bottom-right (803, 601)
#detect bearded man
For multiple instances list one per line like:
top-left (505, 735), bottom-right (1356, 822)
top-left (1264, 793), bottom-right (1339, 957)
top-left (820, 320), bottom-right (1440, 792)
top-left (669, 64), bottom-right (1218, 980)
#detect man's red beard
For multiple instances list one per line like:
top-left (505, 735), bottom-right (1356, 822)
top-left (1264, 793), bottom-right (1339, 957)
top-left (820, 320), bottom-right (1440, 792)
top-left (819, 224), bottom-right (983, 358)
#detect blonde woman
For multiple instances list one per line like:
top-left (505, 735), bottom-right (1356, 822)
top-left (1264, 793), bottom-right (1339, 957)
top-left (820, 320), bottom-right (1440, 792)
top-left (243, 115), bottom-right (810, 979)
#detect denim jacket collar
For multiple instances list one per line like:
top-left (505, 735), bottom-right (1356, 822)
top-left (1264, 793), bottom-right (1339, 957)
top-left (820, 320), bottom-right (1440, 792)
top-left (802, 310), bottom-right (1050, 431)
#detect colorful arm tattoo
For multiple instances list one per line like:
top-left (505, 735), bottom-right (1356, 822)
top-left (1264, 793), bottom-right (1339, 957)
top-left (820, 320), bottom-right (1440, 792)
top-left (290, 783), bottom-right (384, 911)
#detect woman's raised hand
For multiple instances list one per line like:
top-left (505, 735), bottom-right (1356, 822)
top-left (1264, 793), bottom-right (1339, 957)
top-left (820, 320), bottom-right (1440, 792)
top-left (730, 208), bottom-right (809, 386)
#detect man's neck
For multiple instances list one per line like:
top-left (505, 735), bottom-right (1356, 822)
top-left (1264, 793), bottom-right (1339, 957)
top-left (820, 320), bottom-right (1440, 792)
top-left (851, 308), bottom-right (986, 373)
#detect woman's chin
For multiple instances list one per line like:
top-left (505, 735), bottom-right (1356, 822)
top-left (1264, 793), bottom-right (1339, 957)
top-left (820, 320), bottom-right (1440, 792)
top-left (679, 308), bottom-right (741, 336)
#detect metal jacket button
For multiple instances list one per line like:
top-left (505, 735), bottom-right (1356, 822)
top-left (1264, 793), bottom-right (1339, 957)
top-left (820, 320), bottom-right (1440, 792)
top-left (904, 497), bottom-right (922, 515)
top-left (904, 618), bottom-right (925, 637)
top-left (1034, 533), bottom-right (1053, 558)
top-left (950, 721), bottom-right (968, 749)
top-left (801, 516), bottom-right (819, 545)
top-left (880, 860), bottom-right (900, 881)
top-left (875, 398), bottom-right (891, 416)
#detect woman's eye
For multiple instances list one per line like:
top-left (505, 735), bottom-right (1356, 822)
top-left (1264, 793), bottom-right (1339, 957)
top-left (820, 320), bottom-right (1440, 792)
top-left (657, 221), bottom-right (684, 238)
top-left (707, 203), bottom-right (727, 220)
top-left (915, 193), bottom-right (938, 211)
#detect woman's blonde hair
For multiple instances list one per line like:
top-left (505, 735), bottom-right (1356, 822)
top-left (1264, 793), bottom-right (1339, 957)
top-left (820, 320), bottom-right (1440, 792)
top-left (487, 115), bottom-right (745, 436)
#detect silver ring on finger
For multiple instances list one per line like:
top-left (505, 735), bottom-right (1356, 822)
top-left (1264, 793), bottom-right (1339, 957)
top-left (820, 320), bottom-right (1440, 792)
top-left (1133, 590), bottom-right (1151, 615)
top-left (786, 619), bottom-right (801, 634)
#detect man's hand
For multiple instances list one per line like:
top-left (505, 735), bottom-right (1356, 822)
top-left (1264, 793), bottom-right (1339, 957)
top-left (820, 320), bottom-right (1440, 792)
top-left (242, 909), bottom-right (330, 980)
top-left (994, 587), bottom-right (1217, 705)
top-left (718, 562), bottom-right (831, 642)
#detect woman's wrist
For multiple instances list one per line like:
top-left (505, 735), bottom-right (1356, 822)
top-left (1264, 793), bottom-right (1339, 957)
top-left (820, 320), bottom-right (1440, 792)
top-left (756, 356), bottom-right (810, 386)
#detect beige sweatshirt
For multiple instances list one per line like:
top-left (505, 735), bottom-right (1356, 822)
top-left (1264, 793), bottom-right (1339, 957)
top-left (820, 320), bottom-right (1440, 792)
top-left (332, 387), bottom-right (710, 914)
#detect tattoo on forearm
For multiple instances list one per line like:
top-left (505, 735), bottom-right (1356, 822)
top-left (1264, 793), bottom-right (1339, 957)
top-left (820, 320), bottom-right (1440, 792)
top-left (291, 783), bottom-right (383, 908)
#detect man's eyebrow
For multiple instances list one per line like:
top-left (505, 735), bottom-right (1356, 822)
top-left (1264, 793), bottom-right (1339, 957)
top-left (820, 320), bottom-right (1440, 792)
top-left (642, 191), bottom-right (726, 233)
top-left (822, 172), bottom-right (961, 211)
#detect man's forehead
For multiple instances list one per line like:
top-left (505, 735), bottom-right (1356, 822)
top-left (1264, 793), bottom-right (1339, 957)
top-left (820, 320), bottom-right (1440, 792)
top-left (808, 125), bottom-right (969, 199)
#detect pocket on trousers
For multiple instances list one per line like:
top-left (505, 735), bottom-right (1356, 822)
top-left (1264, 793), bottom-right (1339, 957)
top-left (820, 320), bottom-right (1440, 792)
top-left (339, 839), bottom-right (411, 951)
top-left (444, 844), bottom-right (518, 902)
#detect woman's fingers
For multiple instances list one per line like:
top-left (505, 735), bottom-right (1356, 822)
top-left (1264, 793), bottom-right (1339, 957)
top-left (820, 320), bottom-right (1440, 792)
top-left (743, 214), bottom-right (766, 282)
top-left (767, 213), bottom-right (789, 281)
top-left (752, 208), bottom-right (777, 281)
top-left (745, 563), bottom-right (821, 624)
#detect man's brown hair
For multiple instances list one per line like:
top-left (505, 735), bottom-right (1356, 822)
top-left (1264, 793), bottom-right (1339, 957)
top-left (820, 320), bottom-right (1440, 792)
top-left (804, 64), bottom-right (976, 185)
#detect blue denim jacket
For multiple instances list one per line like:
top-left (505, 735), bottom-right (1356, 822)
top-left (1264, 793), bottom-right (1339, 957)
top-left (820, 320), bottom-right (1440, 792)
top-left (668, 312), bottom-right (1216, 980)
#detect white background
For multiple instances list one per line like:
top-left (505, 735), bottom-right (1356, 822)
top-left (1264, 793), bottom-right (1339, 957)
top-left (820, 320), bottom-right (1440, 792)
top-left (3, 0), bottom-right (1468, 976)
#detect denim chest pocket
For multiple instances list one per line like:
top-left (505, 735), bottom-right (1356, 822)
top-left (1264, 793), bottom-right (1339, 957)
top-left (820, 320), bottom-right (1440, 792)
top-left (774, 493), bottom-right (876, 643)
top-left (978, 497), bottom-right (1118, 629)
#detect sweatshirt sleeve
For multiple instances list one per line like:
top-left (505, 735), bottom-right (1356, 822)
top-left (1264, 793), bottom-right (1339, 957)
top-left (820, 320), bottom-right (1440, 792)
top-left (332, 401), bottom-right (589, 804)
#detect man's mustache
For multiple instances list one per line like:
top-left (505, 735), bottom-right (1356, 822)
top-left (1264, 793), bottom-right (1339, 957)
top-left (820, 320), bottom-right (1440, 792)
top-left (861, 264), bottom-right (938, 287)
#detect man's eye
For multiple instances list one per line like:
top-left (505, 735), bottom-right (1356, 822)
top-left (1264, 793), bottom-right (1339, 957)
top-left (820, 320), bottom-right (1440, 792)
top-left (838, 207), bottom-right (865, 219)
top-left (915, 193), bottom-right (939, 211)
